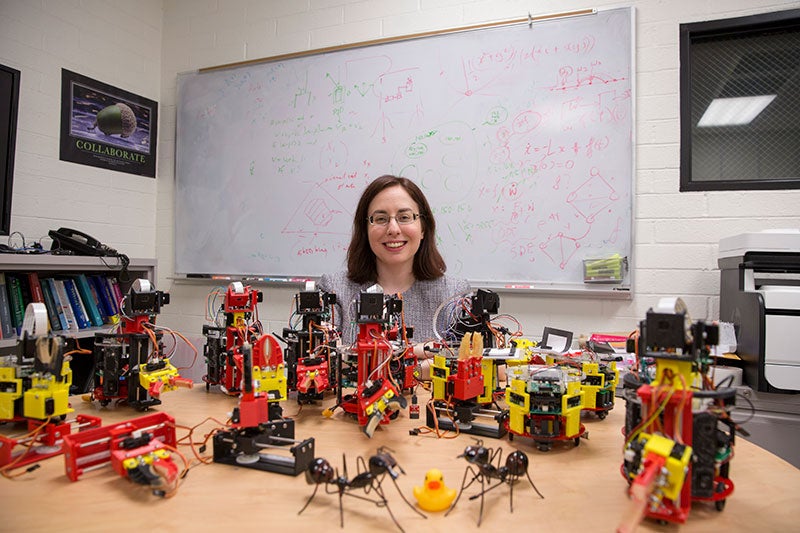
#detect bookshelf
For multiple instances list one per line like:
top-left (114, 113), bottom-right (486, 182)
top-left (0, 255), bottom-right (156, 392)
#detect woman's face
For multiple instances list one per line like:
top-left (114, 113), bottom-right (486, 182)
top-left (366, 185), bottom-right (425, 272)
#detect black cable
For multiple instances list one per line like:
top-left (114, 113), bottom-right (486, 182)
top-left (716, 373), bottom-right (737, 389)
top-left (730, 390), bottom-right (756, 427)
top-left (116, 253), bottom-right (131, 283)
top-left (100, 253), bottom-right (131, 282)
top-left (692, 386), bottom-right (737, 400)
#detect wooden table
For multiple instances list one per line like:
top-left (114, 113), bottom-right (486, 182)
top-left (2, 386), bottom-right (798, 532)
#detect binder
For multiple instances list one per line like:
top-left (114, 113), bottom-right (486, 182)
top-left (74, 274), bottom-right (104, 327)
top-left (0, 273), bottom-right (15, 338)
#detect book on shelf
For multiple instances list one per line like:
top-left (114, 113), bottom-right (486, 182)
top-left (27, 272), bottom-right (45, 303)
top-left (74, 274), bottom-right (104, 327)
top-left (0, 273), bottom-right (15, 339)
top-left (61, 277), bottom-right (91, 329)
top-left (86, 275), bottom-right (108, 324)
top-left (6, 273), bottom-right (26, 336)
top-left (42, 278), bottom-right (69, 331)
top-left (25, 271), bottom-right (52, 332)
top-left (108, 277), bottom-right (124, 313)
top-left (15, 273), bottom-right (32, 306)
top-left (52, 279), bottom-right (79, 331)
top-left (89, 275), bottom-right (120, 324)
top-left (39, 277), bottom-right (61, 332)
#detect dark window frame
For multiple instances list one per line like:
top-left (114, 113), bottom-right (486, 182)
top-left (0, 63), bottom-right (20, 236)
top-left (679, 9), bottom-right (800, 191)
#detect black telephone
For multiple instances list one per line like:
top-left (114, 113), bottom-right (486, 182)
top-left (49, 227), bottom-right (117, 257)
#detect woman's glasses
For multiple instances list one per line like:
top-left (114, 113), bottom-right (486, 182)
top-left (367, 210), bottom-right (422, 226)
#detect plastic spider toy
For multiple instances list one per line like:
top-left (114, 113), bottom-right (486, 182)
top-left (298, 447), bottom-right (425, 532)
top-left (446, 439), bottom-right (544, 526)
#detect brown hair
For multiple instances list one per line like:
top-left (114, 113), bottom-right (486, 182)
top-left (347, 175), bottom-right (446, 284)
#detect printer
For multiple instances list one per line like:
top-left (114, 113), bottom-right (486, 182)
top-left (719, 230), bottom-right (800, 392)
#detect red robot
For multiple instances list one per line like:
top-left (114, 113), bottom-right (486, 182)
top-left (92, 279), bottom-right (191, 410)
top-left (63, 412), bottom-right (181, 497)
top-left (202, 282), bottom-right (264, 394)
top-left (337, 290), bottom-right (409, 438)
top-left (281, 289), bottom-right (339, 404)
top-left (212, 337), bottom-right (316, 476)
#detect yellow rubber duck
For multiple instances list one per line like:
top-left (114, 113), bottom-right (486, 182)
top-left (413, 468), bottom-right (457, 512)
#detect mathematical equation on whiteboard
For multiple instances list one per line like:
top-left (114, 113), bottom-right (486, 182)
top-left (176, 8), bottom-right (632, 283)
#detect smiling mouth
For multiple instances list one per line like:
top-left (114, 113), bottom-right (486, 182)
top-left (384, 242), bottom-right (405, 249)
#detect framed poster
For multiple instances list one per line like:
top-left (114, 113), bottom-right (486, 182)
top-left (60, 69), bottom-right (157, 178)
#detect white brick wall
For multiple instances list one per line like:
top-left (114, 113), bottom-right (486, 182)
top-left (0, 0), bottom-right (163, 258)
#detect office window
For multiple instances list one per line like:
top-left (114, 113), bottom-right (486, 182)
top-left (680, 9), bottom-right (800, 191)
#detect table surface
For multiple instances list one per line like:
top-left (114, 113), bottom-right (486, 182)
top-left (2, 385), bottom-right (798, 533)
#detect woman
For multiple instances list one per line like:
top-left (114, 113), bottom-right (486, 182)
top-left (318, 175), bottom-right (470, 356)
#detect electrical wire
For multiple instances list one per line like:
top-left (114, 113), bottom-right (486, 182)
top-left (154, 443), bottom-right (190, 498)
top-left (413, 399), bottom-right (460, 439)
top-left (206, 286), bottom-right (226, 325)
top-left (0, 417), bottom-right (53, 479)
top-left (624, 386), bottom-right (675, 450)
top-left (146, 322), bottom-right (199, 370)
top-left (173, 417), bottom-right (229, 465)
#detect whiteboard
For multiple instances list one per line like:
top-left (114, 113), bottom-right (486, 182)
top-left (175, 7), bottom-right (634, 293)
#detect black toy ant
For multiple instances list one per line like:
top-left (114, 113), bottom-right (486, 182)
top-left (446, 439), bottom-right (544, 526)
top-left (298, 446), bottom-right (425, 533)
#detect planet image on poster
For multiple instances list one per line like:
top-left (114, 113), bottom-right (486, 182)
top-left (89, 103), bottom-right (137, 137)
